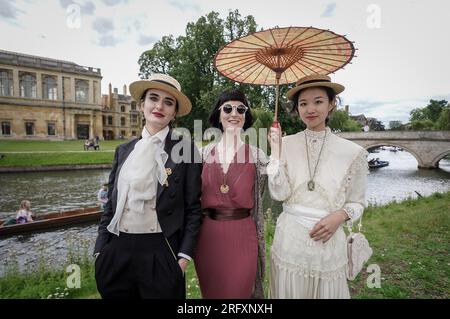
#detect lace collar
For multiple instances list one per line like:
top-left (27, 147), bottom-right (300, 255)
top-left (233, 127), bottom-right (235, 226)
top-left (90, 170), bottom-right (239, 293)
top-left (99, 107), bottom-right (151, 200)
top-left (304, 127), bottom-right (331, 139)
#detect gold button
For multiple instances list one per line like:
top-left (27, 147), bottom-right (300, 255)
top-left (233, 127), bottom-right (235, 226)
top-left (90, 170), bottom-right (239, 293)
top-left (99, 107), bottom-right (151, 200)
top-left (165, 168), bottom-right (172, 176)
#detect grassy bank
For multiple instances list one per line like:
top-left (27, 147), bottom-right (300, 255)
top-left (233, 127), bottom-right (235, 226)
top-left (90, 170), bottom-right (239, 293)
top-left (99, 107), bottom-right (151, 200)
top-left (0, 152), bottom-right (115, 167)
top-left (1, 192), bottom-right (449, 299)
top-left (0, 140), bottom-right (207, 167)
top-left (0, 140), bottom-right (126, 167)
top-left (0, 140), bottom-right (125, 152)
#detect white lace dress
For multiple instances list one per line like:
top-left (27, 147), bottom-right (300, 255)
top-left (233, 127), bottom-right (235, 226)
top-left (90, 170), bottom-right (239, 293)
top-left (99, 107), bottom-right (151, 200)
top-left (267, 127), bottom-right (369, 299)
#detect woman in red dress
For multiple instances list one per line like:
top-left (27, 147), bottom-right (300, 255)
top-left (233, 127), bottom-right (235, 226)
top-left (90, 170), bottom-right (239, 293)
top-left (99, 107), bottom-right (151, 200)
top-left (194, 89), bottom-right (268, 298)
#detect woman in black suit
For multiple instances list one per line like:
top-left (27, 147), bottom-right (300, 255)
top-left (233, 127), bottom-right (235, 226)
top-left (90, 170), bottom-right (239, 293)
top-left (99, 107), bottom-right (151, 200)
top-left (93, 74), bottom-right (202, 299)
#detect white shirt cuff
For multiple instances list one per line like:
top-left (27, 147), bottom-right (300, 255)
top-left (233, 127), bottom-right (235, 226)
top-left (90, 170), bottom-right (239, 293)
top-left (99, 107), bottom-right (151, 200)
top-left (177, 253), bottom-right (192, 261)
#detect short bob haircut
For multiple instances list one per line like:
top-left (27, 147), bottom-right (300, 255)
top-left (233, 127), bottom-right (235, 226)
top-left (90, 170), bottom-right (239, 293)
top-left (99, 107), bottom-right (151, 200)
top-left (208, 89), bottom-right (253, 131)
top-left (292, 86), bottom-right (339, 125)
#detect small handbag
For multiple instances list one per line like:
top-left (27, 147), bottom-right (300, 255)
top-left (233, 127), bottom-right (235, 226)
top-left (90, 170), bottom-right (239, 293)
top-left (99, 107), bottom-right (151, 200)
top-left (346, 213), bottom-right (373, 281)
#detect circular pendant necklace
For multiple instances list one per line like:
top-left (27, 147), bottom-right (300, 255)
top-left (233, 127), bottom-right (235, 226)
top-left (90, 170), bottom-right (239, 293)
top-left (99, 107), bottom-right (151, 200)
top-left (217, 146), bottom-right (231, 194)
top-left (305, 129), bottom-right (327, 191)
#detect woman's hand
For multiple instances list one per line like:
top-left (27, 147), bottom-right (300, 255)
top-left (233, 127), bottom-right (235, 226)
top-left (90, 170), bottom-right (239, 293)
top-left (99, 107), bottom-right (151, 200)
top-left (309, 210), bottom-right (349, 243)
top-left (268, 125), bottom-right (282, 160)
top-left (178, 258), bottom-right (189, 274)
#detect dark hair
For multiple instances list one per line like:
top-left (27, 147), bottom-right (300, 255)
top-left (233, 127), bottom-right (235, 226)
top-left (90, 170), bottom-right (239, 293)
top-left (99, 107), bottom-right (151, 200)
top-left (208, 89), bottom-right (253, 131)
top-left (292, 86), bottom-right (339, 125)
top-left (140, 88), bottom-right (179, 129)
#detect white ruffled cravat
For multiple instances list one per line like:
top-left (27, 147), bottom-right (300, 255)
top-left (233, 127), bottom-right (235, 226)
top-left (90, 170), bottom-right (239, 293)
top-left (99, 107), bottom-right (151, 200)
top-left (107, 126), bottom-right (169, 235)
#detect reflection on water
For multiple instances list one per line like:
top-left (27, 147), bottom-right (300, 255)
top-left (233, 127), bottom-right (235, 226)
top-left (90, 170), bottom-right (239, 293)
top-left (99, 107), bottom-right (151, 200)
top-left (367, 150), bottom-right (450, 205)
top-left (0, 170), bottom-right (110, 219)
top-left (1, 150), bottom-right (449, 276)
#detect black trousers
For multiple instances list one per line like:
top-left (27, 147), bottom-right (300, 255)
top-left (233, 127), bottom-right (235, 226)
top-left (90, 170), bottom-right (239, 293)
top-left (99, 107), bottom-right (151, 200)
top-left (95, 232), bottom-right (185, 299)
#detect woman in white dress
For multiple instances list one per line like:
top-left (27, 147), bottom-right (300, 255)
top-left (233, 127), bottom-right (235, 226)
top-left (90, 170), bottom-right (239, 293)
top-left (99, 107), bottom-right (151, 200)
top-left (267, 74), bottom-right (369, 299)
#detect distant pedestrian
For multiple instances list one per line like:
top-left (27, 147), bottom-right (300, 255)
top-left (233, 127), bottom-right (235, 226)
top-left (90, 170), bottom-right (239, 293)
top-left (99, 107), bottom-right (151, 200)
top-left (97, 184), bottom-right (108, 210)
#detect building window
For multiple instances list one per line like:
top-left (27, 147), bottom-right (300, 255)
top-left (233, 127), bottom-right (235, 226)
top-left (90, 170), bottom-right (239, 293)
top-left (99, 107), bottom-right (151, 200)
top-left (131, 102), bottom-right (136, 111)
top-left (1, 121), bottom-right (11, 135)
top-left (20, 73), bottom-right (37, 98)
top-left (121, 117), bottom-right (126, 127)
top-left (121, 105), bottom-right (126, 112)
top-left (102, 115), bottom-right (106, 125)
top-left (131, 114), bottom-right (138, 124)
top-left (42, 75), bottom-right (58, 100)
top-left (132, 131), bottom-right (136, 136)
top-left (75, 79), bottom-right (89, 102)
top-left (0, 69), bottom-right (13, 96)
top-left (47, 123), bottom-right (56, 136)
top-left (25, 122), bottom-right (35, 135)
top-left (108, 116), bottom-right (113, 125)
top-left (121, 130), bottom-right (126, 138)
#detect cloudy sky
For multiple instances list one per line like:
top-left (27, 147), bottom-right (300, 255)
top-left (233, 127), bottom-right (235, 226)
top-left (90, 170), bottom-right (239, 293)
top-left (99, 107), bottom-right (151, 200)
top-left (1, 0), bottom-right (449, 127)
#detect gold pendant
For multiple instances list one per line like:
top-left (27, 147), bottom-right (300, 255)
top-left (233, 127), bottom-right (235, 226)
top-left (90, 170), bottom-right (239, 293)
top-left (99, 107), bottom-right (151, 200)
top-left (307, 180), bottom-right (315, 191)
top-left (220, 184), bottom-right (229, 194)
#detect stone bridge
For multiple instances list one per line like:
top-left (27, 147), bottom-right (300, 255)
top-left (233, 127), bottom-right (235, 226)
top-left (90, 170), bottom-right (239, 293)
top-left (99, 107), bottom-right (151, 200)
top-left (336, 131), bottom-right (450, 169)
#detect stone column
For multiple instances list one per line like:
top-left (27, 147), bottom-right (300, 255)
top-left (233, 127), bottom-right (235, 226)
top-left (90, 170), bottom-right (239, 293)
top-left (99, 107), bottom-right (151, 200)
top-left (89, 80), bottom-right (94, 104)
top-left (71, 114), bottom-right (76, 139)
top-left (13, 69), bottom-right (19, 97)
top-left (57, 75), bottom-right (63, 101)
top-left (72, 77), bottom-right (76, 102)
top-left (90, 113), bottom-right (94, 139)
top-left (36, 72), bottom-right (42, 99)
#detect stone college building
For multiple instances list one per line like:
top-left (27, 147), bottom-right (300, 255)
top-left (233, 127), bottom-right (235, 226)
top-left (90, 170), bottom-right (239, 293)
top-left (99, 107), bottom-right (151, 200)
top-left (0, 49), bottom-right (142, 140)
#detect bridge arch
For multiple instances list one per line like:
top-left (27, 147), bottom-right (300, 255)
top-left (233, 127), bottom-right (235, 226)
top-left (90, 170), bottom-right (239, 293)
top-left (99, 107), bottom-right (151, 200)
top-left (431, 150), bottom-right (450, 168)
top-left (364, 143), bottom-right (424, 167)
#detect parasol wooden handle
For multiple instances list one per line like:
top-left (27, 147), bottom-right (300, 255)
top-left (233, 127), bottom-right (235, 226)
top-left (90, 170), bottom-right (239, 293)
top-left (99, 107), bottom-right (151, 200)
top-left (272, 75), bottom-right (281, 127)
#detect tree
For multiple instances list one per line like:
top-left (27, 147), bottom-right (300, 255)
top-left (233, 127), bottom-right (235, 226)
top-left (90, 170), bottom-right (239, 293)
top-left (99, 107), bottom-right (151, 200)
top-left (328, 109), bottom-right (362, 132)
top-left (409, 108), bottom-right (426, 121)
top-left (389, 120), bottom-right (404, 130)
top-left (138, 10), bottom-right (267, 133)
top-left (425, 99), bottom-right (447, 122)
top-left (435, 108), bottom-right (450, 130)
top-left (408, 99), bottom-right (448, 128)
top-left (410, 119), bottom-right (434, 131)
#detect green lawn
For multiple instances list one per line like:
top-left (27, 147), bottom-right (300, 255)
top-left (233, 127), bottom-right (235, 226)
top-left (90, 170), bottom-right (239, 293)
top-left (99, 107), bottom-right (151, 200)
top-left (0, 140), bottom-right (125, 152)
top-left (0, 152), bottom-right (115, 167)
top-left (0, 140), bottom-right (207, 167)
top-left (1, 192), bottom-right (449, 299)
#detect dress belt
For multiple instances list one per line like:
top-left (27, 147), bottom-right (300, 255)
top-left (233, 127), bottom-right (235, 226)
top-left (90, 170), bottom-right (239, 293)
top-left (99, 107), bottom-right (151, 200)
top-left (203, 208), bottom-right (250, 221)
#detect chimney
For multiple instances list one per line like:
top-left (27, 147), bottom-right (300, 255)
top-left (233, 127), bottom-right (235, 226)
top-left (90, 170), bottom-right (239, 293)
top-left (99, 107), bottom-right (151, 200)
top-left (108, 83), bottom-right (112, 108)
top-left (123, 85), bottom-right (127, 95)
top-left (114, 88), bottom-right (118, 94)
top-left (344, 105), bottom-right (349, 114)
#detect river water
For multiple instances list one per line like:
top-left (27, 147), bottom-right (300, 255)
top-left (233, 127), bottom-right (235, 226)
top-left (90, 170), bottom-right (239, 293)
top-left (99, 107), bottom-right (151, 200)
top-left (1, 149), bottom-right (449, 276)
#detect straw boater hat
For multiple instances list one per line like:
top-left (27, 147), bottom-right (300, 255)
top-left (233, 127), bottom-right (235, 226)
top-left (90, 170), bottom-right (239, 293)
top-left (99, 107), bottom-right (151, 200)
top-left (129, 74), bottom-right (192, 117)
top-left (286, 74), bottom-right (345, 101)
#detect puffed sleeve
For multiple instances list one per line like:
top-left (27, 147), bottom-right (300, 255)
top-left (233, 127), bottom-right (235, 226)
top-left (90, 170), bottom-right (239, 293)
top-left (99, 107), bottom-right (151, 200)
top-left (342, 149), bottom-right (369, 227)
top-left (267, 139), bottom-right (292, 201)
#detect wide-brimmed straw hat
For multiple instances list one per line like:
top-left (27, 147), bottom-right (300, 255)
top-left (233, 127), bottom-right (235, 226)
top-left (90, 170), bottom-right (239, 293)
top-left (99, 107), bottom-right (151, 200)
top-left (129, 74), bottom-right (192, 117)
top-left (286, 74), bottom-right (345, 101)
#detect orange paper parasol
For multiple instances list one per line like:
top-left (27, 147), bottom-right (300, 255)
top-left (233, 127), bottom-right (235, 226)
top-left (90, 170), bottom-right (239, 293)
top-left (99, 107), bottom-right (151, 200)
top-left (214, 26), bottom-right (356, 124)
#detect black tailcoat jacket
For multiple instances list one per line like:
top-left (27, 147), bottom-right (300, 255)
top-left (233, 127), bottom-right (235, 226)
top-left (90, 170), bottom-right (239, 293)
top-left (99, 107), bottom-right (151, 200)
top-left (94, 131), bottom-right (202, 259)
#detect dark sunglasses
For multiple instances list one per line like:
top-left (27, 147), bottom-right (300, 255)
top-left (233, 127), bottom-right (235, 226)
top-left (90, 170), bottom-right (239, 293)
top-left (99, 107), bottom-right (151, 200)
top-left (220, 104), bottom-right (248, 115)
